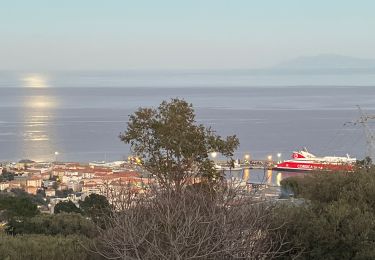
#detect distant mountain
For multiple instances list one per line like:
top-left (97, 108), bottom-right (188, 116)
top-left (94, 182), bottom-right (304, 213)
top-left (275, 54), bottom-right (375, 70)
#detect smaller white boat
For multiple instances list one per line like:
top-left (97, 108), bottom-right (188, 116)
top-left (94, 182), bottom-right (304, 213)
top-left (215, 160), bottom-right (243, 171)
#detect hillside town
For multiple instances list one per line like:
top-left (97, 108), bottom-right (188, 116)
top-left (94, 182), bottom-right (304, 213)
top-left (0, 158), bottom-right (150, 213)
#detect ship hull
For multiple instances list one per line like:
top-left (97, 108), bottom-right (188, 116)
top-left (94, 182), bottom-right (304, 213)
top-left (274, 161), bottom-right (353, 172)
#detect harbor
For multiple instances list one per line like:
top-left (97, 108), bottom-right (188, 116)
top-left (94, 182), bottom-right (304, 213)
top-left (217, 161), bottom-right (288, 200)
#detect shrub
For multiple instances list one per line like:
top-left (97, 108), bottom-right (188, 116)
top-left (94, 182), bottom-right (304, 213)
top-left (6, 213), bottom-right (97, 238)
top-left (0, 234), bottom-right (100, 260)
top-left (54, 200), bottom-right (81, 214)
top-left (274, 167), bottom-right (375, 259)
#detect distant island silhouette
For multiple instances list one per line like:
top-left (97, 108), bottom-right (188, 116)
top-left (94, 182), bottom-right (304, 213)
top-left (275, 54), bottom-right (375, 70)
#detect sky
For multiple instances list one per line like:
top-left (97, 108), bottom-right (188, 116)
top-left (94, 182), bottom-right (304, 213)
top-left (1, 0), bottom-right (375, 70)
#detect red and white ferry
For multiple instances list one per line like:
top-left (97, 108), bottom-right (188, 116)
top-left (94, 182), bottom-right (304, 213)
top-left (274, 149), bottom-right (356, 172)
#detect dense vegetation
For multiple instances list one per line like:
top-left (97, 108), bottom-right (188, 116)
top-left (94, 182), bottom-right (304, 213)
top-left (7, 213), bottom-right (97, 237)
top-left (0, 193), bottom-right (39, 221)
top-left (0, 234), bottom-right (96, 260)
top-left (79, 193), bottom-right (111, 226)
top-left (274, 166), bottom-right (375, 259)
top-left (0, 191), bottom-right (104, 259)
top-left (54, 200), bottom-right (81, 214)
top-left (0, 168), bottom-right (15, 182)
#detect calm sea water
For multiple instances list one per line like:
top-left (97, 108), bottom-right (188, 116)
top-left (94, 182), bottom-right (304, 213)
top-left (0, 72), bottom-right (374, 165)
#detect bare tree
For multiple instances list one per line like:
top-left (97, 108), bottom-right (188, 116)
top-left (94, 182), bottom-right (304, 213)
top-left (93, 183), bottom-right (293, 259)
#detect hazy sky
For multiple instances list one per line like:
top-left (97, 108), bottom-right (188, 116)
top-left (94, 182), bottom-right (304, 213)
top-left (1, 0), bottom-right (375, 70)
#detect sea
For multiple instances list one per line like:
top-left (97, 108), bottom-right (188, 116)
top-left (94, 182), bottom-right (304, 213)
top-left (0, 70), bottom-right (374, 184)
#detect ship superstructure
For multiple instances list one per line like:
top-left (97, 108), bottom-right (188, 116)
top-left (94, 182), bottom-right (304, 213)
top-left (274, 149), bottom-right (356, 172)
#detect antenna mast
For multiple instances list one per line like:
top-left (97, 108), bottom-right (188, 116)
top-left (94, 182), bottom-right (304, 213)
top-left (356, 105), bottom-right (375, 161)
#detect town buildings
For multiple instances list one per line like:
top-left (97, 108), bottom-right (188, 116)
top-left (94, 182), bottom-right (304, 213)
top-left (0, 160), bottom-right (150, 212)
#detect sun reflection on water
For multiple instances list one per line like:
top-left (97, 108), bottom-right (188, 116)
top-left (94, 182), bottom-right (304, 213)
top-left (20, 74), bottom-right (59, 161)
top-left (25, 95), bottom-right (58, 109)
top-left (276, 172), bottom-right (282, 186)
top-left (242, 168), bottom-right (250, 182)
top-left (23, 74), bottom-right (48, 88)
top-left (267, 169), bottom-right (273, 184)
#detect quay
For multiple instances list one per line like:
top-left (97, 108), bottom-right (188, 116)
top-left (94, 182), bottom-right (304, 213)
top-left (214, 159), bottom-right (275, 169)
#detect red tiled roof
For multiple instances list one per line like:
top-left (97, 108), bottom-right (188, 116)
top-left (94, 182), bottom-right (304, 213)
top-left (29, 176), bottom-right (43, 180)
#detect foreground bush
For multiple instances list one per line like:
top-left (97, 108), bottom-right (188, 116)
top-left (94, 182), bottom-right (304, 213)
top-left (6, 213), bottom-right (97, 238)
top-left (274, 167), bottom-right (375, 259)
top-left (0, 234), bottom-right (99, 260)
top-left (0, 193), bottom-right (39, 221)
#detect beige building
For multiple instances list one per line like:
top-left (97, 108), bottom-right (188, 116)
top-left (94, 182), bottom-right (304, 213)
top-left (0, 182), bottom-right (9, 191)
top-left (27, 176), bottom-right (43, 188)
top-left (82, 181), bottom-right (102, 196)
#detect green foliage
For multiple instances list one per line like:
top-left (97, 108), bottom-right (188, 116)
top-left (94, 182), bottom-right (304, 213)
top-left (10, 188), bottom-right (47, 205)
top-left (79, 194), bottom-right (110, 225)
top-left (0, 233), bottom-right (100, 260)
top-left (6, 213), bottom-right (97, 238)
top-left (275, 167), bottom-right (375, 259)
top-left (281, 167), bottom-right (375, 205)
top-left (280, 176), bottom-right (305, 197)
top-left (119, 98), bottom-right (239, 191)
top-left (281, 172), bottom-right (354, 202)
top-left (51, 181), bottom-right (58, 190)
top-left (0, 170), bottom-right (15, 182)
top-left (54, 200), bottom-right (81, 214)
top-left (356, 156), bottom-right (373, 170)
top-left (0, 183), bottom-right (101, 259)
top-left (0, 194), bottom-right (39, 221)
top-left (55, 188), bottom-right (74, 198)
